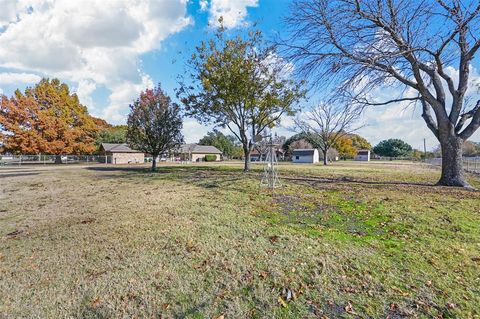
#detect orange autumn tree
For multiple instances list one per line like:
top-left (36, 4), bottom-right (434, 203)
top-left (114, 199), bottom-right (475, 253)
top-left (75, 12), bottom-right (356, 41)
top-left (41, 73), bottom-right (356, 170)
top-left (0, 78), bottom-right (100, 156)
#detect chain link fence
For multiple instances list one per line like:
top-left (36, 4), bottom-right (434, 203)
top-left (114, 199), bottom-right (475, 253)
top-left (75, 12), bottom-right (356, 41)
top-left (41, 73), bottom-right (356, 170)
top-left (0, 154), bottom-right (113, 166)
top-left (426, 157), bottom-right (480, 173)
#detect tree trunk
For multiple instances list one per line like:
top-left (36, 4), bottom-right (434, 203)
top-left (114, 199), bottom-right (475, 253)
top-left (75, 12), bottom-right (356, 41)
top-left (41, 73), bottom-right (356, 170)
top-left (54, 155), bottom-right (62, 164)
top-left (322, 149), bottom-right (328, 165)
top-left (151, 157), bottom-right (157, 171)
top-left (437, 135), bottom-right (469, 187)
top-left (243, 147), bottom-right (251, 172)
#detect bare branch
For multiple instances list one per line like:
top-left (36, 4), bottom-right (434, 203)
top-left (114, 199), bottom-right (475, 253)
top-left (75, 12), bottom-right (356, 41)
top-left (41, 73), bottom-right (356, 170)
top-left (421, 99), bottom-right (439, 139)
top-left (458, 99), bottom-right (480, 139)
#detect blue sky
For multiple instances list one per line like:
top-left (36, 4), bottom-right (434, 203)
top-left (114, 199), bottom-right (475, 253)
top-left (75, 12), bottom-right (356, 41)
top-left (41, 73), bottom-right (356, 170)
top-left (0, 0), bottom-right (479, 150)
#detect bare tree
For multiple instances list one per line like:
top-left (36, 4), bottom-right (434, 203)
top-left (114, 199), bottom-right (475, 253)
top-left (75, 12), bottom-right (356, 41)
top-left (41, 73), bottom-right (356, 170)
top-left (295, 103), bottom-right (362, 165)
top-left (285, 0), bottom-right (480, 187)
top-left (289, 139), bottom-right (313, 155)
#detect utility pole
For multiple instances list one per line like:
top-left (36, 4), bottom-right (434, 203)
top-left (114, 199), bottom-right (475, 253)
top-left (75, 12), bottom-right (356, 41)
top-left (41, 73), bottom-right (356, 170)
top-left (423, 138), bottom-right (427, 162)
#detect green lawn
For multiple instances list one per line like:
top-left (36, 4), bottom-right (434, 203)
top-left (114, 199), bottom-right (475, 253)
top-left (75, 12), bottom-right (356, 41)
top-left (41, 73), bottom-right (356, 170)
top-left (1, 161), bottom-right (479, 318)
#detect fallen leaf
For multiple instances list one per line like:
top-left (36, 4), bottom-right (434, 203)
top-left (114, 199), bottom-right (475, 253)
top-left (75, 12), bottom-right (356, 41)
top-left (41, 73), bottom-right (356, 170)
top-left (81, 218), bottom-right (95, 224)
top-left (214, 315), bottom-right (224, 319)
top-left (269, 235), bottom-right (279, 243)
top-left (446, 303), bottom-right (456, 309)
top-left (344, 302), bottom-right (356, 314)
top-left (91, 297), bottom-right (101, 308)
top-left (186, 240), bottom-right (195, 252)
top-left (162, 303), bottom-right (170, 310)
top-left (278, 297), bottom-right (288, 308)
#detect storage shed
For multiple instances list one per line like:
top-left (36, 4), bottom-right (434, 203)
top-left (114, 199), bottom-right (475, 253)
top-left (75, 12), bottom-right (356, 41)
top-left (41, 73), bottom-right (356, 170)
top-left (354, 150), bottom-right (371, 161)
top-left (292, 149), bottom-right (319, 163)
top-left (100, 143), bottom-right (144, 164)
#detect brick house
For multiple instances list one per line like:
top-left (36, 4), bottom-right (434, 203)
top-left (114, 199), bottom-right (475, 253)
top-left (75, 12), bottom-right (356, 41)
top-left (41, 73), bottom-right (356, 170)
top-left (100, 143), bottom-right (144, 164)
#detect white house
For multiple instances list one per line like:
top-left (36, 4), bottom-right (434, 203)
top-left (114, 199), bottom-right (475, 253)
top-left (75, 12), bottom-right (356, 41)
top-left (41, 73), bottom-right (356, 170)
top-left (354, 150), bottom-right (371, 161)
top-left (292, 149), bottom-right (319, 163)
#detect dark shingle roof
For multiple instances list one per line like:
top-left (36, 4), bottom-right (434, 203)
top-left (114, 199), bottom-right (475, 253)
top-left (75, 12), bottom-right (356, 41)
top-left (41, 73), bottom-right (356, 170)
top-left (292, 149), bottom-right (317, 156)
top-left (101, 143), bottom-right (141, 153)
top-left (178, 143), bottom-right (222, 154)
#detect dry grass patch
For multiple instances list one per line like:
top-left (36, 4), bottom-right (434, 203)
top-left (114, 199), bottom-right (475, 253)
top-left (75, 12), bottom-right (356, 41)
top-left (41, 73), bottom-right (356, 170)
top-left (0, 161), bottom-right (479, 318)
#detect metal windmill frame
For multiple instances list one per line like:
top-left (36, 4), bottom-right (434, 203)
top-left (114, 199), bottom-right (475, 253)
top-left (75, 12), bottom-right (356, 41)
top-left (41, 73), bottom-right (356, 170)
top-left (255, 134), bottom-right (281, 189)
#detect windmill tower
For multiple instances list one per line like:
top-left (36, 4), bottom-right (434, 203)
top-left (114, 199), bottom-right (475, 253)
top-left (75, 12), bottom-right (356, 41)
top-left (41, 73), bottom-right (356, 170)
top-left (257, 134), bottom-right (281, 189)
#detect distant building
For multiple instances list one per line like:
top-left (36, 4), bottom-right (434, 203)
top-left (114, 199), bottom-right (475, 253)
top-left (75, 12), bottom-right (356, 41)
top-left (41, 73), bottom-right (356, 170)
top-left (250, 149), bottom-right (263, 162)
top-left (354, 150), bottom-right (371, 161)
top-left (292, 149), bottom-right (319, 163)
top-left (177, 144), bottom-right (222, 162)
top-left (100, 143), bottom-right (144, 164)
top-left (251, 148), bottom-right (285, 162)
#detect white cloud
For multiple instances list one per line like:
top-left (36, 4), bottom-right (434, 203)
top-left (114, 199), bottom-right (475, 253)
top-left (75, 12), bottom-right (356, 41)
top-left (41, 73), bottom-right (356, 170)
top-left (0, 0), bottom-right (192, 124)
top-left (182, 119), bottom-right (214, 143)
top-left (199, 0), bottom-right (208, 11)
top-left (102, 74), bottom-right (154, 123)
top-left (75, 79), bottom-right (97, 112)
top-left (0, 72), bottom-right (41, 84)
top-left (205, 0), bottom-right (258, 28)
top-left (0, 0), bottom-right (19, 27)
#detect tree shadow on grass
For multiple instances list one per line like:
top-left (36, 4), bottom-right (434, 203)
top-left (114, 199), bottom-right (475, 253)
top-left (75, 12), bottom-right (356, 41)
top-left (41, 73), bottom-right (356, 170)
top-left (84, 165), bottom-right (472, 193)
top-left (85, 166), bottom-right (152, 173)
top-left (0, 172), bottom-right (39, 178)
top-left (85, 165), bottom-right (251, 188)
top-left (281, 175), bottom-right (436, 188)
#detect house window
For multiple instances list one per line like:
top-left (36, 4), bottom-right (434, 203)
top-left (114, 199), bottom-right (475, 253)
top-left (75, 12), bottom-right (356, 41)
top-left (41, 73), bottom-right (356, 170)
top-left (295, 156), bottom-right (299, 160)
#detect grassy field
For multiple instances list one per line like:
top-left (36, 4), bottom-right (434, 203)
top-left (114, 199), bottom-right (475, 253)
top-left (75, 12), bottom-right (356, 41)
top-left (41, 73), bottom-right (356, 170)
top-left (1, 161), bottom-right (479, 318)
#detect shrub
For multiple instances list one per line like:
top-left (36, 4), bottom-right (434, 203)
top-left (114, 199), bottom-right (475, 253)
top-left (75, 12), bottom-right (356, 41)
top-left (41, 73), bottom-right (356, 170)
top-left (204, 154), bottom-right (217, 162)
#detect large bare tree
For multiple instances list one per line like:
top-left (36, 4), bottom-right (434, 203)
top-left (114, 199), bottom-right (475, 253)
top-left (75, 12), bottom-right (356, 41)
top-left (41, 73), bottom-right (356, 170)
top-left (285, 0), bottom-right (480, 187)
